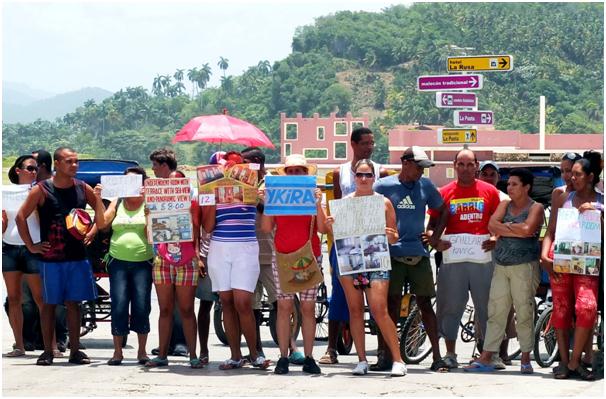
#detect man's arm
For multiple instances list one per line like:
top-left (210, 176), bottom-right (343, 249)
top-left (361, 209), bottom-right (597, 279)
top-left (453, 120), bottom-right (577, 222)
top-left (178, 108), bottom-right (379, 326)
top-left (379, 166), bottom-right (389, 178)
top-left (16, 185), bottom-right (50, 254)
top-left (85, 184), bottom-right (107, 230)
top-left (332, 167), bottom-right (342, 200)
top-left (425, 203), bottom-right (451, 251)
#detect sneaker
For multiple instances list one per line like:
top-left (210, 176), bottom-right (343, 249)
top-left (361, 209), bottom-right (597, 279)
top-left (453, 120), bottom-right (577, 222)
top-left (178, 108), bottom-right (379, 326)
top-left (302, 356), bottom-right (321, 374)
top-left (289, 350), bottom-right (305, 365)
top-left (490, 354), bottom-right (506, 370)
top-left (391, 361), bottom-right (407, 377)
top-left (274, 356), bottom-right (289, 375)
top-left (352, 360), bottom-right (369, 375)
top-left (442, 353), bottom-right (459, 369)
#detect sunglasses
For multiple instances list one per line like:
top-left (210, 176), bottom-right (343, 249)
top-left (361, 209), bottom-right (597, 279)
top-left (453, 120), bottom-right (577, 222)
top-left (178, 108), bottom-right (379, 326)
top-left (355, 172), bottom-right (374, 179)
top-left (21, 165), bottom-right (38, 172)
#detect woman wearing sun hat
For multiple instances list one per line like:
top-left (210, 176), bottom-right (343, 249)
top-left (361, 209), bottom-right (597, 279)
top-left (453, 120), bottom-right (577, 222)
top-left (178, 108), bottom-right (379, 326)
top-left (259, 154), bottom-right (327, 375)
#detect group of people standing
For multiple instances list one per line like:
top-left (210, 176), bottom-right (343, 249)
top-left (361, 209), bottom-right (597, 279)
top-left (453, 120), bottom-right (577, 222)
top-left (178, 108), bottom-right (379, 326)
top-left (2, 129), bottom-right (603, 381)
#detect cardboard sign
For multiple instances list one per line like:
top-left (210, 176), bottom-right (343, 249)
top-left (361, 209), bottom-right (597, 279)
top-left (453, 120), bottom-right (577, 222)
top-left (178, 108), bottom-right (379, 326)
top-left (197, 164), bottom-right (258, 206)
top-left (442, 233), bottom-right (492, 264)
top-left (101, 174), bottom-right (142, 199)
top-left (144, 178), bottom-right (191, 212)
top-left (2, 184), bottom-right (30, 212)
top-left (553, 208), bottom-right (601, 275)
top-left (329, 196), bottom-right (391, 275)
top-left (146, 212), bottom-right (193, 244)
top-left (264, 175), bottom-right (317, 215)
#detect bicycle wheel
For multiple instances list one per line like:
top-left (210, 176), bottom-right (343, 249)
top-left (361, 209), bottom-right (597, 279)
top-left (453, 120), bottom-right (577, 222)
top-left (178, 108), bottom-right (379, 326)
top-left (212, 300), bottom-right (229, 346)
top-left (533, 306), bottom-right (559, 368)
top-left (315, 283), bottom-right (329, 341)
top-left (336, 322), bottom-right (353, 355)
top-left (269, 296), bottom-right (302, 345)
top-left (400, 306), bottom-right (433, 364)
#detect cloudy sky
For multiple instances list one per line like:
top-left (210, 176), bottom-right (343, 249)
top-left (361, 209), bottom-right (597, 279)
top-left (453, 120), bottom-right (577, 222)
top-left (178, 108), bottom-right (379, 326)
top-left (3, 0), bottom-right (412, 94)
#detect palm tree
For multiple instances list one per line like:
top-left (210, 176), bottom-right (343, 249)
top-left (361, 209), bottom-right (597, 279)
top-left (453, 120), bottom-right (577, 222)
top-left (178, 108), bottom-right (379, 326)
top-left (174, 69), bottom-right (184, 83)
top-left (152, 75), bottom-right (163, 96)
top-left (187, 67), bottom-right (199, 97)
top-left (257, 60), bottom-right (271, 75)
top-left (218, 57), bottom-right (229, 78)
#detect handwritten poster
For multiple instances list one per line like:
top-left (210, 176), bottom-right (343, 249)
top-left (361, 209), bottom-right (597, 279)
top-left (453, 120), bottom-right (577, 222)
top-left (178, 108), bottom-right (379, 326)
top-left (264, 175), bottom-right (317, 215)
top-left (2, 185), bottom-right (31, 212)
top-left (144, 178), bottom-right (193, 243)
top-left (197, 164), bottom-right (258, 206)
top-left (101, 174), bottom-right (142, 199)
top-left (329, 195), bottom-right (391, 275)
top-left (442, 233), bottom-right (492, 264)
top-left (553, 208), bottom-right (601, 275)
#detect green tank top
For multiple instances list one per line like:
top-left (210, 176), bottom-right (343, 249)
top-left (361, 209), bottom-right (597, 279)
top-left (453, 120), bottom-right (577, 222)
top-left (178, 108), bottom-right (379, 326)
top-left (109, 201), bottom-right (153, 262)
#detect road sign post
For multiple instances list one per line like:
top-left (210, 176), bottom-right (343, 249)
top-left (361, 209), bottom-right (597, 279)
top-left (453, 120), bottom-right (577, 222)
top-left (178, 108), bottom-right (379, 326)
top-left (454, 110), bottom-right (494, 126)
top-left (438, 128), bottom-right (478, 144)
top-left (417, 74), bottom-right (483, 91)
top-left (447, 55), bottom-right (513, 72)
top-left (435, 92), bottom-right (477, 108)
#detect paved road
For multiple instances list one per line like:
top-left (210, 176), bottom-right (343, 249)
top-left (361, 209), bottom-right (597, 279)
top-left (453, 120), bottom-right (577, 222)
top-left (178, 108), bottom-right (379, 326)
top-left (2, 255), bottom-right (603, 396)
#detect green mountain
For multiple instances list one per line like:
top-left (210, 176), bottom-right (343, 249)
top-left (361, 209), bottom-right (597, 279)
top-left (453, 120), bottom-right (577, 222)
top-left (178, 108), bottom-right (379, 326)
top-left (2, 2), bottom-right (603, 166)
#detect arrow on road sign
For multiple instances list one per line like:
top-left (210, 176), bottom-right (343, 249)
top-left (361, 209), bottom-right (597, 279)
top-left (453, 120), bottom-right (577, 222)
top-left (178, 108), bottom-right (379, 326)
top-left (454, 110), bottom-right (494, 126)
top-left (499, 57), bottom-right (508, 69)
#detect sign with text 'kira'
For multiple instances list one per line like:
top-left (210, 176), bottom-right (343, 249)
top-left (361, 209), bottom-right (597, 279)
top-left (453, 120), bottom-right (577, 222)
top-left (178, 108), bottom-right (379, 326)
top-left (438, 128), bottom-right (477, 145)
top-left (454, 110), bottom-right (494, 126)
top-left (417, 74), bottom-right (483, 91)
top-left (435, 92), bottom-right (477, 108)
top-left (447, 55), bottom-right (513, 72)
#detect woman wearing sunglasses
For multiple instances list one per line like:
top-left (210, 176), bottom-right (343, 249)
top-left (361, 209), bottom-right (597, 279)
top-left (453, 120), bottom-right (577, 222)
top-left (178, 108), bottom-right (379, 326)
top-left (321, 159), bottom-right (406, 376)
top-left (2, 156), bottom-right (56, 357)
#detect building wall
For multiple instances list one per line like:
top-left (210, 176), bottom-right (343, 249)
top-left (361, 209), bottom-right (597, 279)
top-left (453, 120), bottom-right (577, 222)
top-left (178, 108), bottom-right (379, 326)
top-left (280, 112), bottom-right (369, 164)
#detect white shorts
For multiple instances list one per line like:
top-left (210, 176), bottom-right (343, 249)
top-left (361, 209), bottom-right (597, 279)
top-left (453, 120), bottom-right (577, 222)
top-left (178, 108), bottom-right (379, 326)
top-left (207, 240), bottom-right (260, 293)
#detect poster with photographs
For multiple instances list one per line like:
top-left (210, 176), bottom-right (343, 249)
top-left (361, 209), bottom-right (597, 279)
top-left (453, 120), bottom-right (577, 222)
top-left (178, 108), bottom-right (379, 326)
top-left (146, 212), bottom-right (193, 244)
top-left (197, 164), bottom-right (258, 206)
top-left (329, 195), bottom-right (391, 275)
top-left (553, 208), bottom-right (601, 276)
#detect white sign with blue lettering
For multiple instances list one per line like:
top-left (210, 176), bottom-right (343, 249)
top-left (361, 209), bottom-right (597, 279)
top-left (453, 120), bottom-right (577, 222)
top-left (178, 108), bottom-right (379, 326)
top-left (264, 175), bottom-right (317, 215)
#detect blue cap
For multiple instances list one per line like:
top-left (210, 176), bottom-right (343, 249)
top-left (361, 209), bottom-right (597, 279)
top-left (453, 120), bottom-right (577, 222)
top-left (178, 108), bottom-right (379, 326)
top-left (479, 160), bottom-right (499, 172)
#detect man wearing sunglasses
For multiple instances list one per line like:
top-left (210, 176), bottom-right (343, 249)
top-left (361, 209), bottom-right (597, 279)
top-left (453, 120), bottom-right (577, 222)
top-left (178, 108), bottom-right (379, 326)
top-left (373, 146), bottom-right (451, 372)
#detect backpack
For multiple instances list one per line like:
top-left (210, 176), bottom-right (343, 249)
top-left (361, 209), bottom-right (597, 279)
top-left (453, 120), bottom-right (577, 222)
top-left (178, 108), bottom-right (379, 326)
top-left (85, 198), bottom-right (122, 274)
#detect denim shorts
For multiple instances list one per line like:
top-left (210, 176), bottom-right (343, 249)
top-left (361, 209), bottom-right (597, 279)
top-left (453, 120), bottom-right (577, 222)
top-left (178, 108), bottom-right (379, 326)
top-left (2, 242), bottom-right (40, 274)
top-left (39, 260), bottom-right (97, 304)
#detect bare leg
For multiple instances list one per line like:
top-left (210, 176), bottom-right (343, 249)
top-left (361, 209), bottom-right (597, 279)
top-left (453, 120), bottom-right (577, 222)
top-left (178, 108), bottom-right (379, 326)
top-left (137, 334), bottom-right (148, 360)
top-left (25, 274), bottom-right (58, 352)
top-left (417, 295), bottom-right (442, 361)
top-left (197, 300), bottom-right (213, 358)
top-left (154, 284), bottom-right (175, 359)
top-left (567, 327), bottom-right (593, 370)
top-left (65, 301), bottom-right (82, 357)
top-left (365, 281), bottom-right (403, 363)
top-left (277, 299), bottom-right (293, 358)
top-left (3, 272), bottom-right (24, 351)
top-left (175, 285), bottom-right (198, 361)
top-left (339, 277), bottom-right (367, 362)
top-left (233, 289), bottom-right (259, 360)
top-left (112, 335), bottom-right (124, 360)
top-left (300, 299), bottom-right (316, 357)
top-left (219, 290), bottom-right (242, 360)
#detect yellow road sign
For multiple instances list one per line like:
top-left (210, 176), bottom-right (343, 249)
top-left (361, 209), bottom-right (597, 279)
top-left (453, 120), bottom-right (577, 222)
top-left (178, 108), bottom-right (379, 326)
top-left (447, 55), bottom-right (513, 72)
top-left (438, 128), bottom-right (477, 144)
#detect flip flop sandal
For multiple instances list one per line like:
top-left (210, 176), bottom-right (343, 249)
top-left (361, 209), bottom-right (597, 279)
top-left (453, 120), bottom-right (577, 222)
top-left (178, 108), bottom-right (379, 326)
top-left (251, 356), bottom-right (271, 369)
top-left (144, 357), bottom-right (169, 368)
top-left (463, 361), bottom-right (495, 372)
top-left (198, 355), bottom-right (209, 366)
top-left (68, 350), bottom-right (91, 365)
top-left (569, 365), bottom-right (595, 381)
top-left (52, 350), bottom-right (64, 358)
top-left (219, 358), bottom-right (244, 370)
top-left (5, 348), bottom-right (26, 357)
top-left (318, 350), bottom-right (338, 365)
top-left (138, 357), bottom-right (151, 365)
top-left (520, 363), bottom-right (534, 374)
top-left (190, 358), bottom-right (204, 369)
top-left (36, 351), bottom-right (54, 366)
top-left (553, 365), bottom-right (569, 379)
top-left (430, 359), bottom-right (450, 372)
top-left (107, 358), bottom-right (123, 366)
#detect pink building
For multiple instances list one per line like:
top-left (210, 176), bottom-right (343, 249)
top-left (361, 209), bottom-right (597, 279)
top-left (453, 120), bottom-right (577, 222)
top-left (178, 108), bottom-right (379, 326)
top-left (388, 125), bottom-right (604, 187)
top-left (280, 112), bottom-right (370, 164)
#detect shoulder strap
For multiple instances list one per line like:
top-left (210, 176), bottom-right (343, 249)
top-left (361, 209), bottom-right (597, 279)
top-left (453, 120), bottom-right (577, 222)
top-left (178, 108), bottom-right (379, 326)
top-left (308, 216), bottom-right (315, 241)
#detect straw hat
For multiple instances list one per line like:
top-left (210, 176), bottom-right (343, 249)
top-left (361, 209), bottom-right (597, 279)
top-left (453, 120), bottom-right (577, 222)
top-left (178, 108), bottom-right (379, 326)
top-left (277, 154), bottom-right (317, 176)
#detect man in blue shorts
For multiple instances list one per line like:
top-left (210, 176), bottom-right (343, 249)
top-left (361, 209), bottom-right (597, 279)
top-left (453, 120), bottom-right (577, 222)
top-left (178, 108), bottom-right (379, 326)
top-left (16, 147), bottom-right (107, 366)
top-left (374, 146), bottom-right (450, 371)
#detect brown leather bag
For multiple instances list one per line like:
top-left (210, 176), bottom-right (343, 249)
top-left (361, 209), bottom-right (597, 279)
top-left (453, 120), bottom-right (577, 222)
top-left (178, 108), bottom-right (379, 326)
top-left (275, 217), bottom-right (323, 294)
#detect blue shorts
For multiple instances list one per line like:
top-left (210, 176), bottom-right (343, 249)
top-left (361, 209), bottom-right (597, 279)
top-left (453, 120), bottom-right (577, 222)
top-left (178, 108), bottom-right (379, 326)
top-left (2, 243), bottom-right (40, 274)
top-left (39, 260), bottom-right (98, 304)
top-left (328, 245), bottom-right (350, 322)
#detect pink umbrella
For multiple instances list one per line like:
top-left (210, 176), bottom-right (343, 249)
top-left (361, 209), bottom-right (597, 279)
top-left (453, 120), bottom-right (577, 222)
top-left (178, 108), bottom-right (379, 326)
top-left (172, 110), bottom-right (275, 148)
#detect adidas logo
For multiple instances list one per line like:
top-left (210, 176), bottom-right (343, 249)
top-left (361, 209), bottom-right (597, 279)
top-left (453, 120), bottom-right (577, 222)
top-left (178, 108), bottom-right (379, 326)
top-left (397, 195), bottom-right (416, 209)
